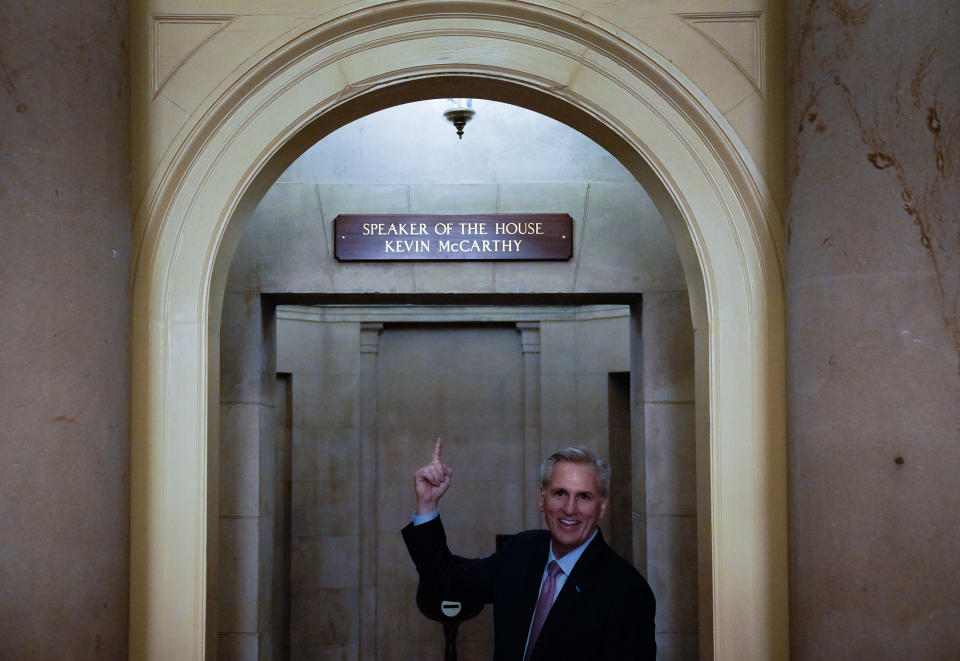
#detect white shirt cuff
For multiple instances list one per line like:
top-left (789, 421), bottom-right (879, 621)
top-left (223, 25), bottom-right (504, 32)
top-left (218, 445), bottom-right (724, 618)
top-left (411, 509), bottom-right (439, 525)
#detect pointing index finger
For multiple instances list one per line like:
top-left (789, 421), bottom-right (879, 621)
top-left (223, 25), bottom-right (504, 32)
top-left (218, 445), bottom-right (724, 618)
top-left (432, 437), bottom-right (443, 464)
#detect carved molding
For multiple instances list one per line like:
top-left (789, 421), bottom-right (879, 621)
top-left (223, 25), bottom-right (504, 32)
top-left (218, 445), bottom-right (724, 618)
top-left (151, 14), bottom-right (235, 95)
top-left (130, 3), bottom-right (787, 659)
top-left (277, 305), bottom-right (630, 325)
top-left (359, 321), bottom-right (384, 354)
top-left (515, 321), bottom-right (542, 354)
top-left (679, 12), bottom-right (765, 96)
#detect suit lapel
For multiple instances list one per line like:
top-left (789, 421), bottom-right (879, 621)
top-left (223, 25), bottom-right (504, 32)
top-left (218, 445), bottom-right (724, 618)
top-left (500, 532), bottom-right (551, 655)
top-left (533, 532), bottom-right (607, 652)
top-left (519, 536), bottom-right (551, 619)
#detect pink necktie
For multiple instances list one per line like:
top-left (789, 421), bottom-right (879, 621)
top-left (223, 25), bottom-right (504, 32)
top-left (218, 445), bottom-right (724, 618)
top-left (524, 560), bottom-right (563, 661)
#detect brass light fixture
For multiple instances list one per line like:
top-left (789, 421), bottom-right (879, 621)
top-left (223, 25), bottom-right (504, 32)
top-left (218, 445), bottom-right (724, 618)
top-left (441, 98), bottom-right (476, 139)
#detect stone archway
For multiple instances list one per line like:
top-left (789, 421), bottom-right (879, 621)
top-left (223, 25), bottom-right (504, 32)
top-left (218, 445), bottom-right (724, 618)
top-left (129, 3), bottom-right (786, 659)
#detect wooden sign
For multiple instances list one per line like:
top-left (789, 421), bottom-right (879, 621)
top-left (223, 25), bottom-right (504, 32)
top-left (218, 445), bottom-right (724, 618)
top-left (334, 214), bottom-right (573, 261)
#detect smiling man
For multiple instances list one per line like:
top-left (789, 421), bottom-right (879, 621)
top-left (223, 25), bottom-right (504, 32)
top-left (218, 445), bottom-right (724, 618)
top-left (402, 440), bottom-right (657, 660)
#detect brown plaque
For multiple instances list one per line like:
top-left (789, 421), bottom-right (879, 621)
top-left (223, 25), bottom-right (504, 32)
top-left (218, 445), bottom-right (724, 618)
top-left (334, 214), bottom-right (573, 261)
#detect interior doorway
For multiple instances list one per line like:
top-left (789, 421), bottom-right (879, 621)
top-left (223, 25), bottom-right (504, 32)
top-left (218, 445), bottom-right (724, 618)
top-left (215, 98), bottom-right (700, 659)
top-left (242, 302), bottom-right (697, 659)
top-left (129, 8), bottom-right (788, 657)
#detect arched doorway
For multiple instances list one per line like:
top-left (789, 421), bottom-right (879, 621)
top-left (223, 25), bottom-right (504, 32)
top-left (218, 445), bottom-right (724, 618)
top-left (129, 4), bottom-right (787, 659)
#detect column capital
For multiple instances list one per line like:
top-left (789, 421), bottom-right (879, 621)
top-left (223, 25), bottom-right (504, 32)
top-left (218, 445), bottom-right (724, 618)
top-left (359, 322), bottom-right (384, 354)
top-left (516, 321), bottom-right (541, 354)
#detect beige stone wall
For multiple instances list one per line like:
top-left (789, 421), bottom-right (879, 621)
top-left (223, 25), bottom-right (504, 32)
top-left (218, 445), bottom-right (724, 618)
top-left (643, 292), bottom-right (698, 659)
top-left (264, 306), bottom-right (695, 659)
top-left (787, 1), bottom-right (960, 658)
top-left (282, 318), bottom-right (366, 659)
top-left (375, 324), bottom-right (524, 661)
top-left (225, 101), bottom-right (684, 296)
top-left (17, 1), bottom-right (960, 660)
top-left (0, 1), bottom-right (131, 659)
top-left (129, 3), bottom-right (788, 656)
top-left (218, 291), bottom-right (282, 658)
top-left (216, 100), bottom-right (699, 657)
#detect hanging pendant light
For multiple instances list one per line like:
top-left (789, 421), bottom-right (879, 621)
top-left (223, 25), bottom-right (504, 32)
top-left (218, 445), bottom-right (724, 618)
top-left (441, 98), bottom-right (476, 139)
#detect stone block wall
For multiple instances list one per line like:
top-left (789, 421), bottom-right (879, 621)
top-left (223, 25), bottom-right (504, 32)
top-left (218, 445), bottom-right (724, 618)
top-left (3, 2), bottom-right (958, 660)
top-left (642, 293), bottom-right (698, 659)
top-left (787, 1), bottom-right (960, 657)
top-left (0, 2), bottom-right (131, 659)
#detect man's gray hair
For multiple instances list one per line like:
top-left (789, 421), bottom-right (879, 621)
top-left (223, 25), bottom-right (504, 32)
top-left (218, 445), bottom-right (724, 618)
top-left (540, 446), bottom-right (611, 496)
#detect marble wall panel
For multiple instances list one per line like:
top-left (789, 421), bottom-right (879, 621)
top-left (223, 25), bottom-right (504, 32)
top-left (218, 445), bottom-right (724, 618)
top-left (315, 183), bottom-right (413, 215)
top-left (641, 292), bottom-right (698, 659)
top-left (291, 374), bottom-right (325, 429)
top-left (291, 536), bottom-right (360, 591)
top-left (641, 292), bottom-right (695, 403)
top-left (456, 636), bottom-right (498, 659)
top-left (291, 479), bottom-right (360, 538)
top-left (540, 321), bottom-right (586, 449)
top-left (276, 318), bottom-right (322, 374)
top-left (443, 428), bottom-right (526, 479)
top-left (441, 479), bottom-right (526, 541)
top-left (570, 372), bottom-right (610, 439)
top-left (220, 402), bottom-right (264, 517)
top-left (375, 533), bottom-right (418, 590)
top-left (292, 373), bottom-right (360, 430)
top-left (412, 261), bottom-right (497, 293)
top-left (408, 182), bottom-right (500, 213)
top-left (289, 643), bottom-right (359, 661)
top-left (217, 633), bottom-right (258, 661)
top-left (539, 320), bottom-right (577, 376)
top-left (645, 516), bottom-right (699, 635)
top-left (377, 641), bottom-right (442, 661)
top-left (221, 290), bottom-right (268, 401)
top-left (257, 512), bottom-right (276, 645)
top-left (375, 585), bottom-right (449, 659)
top-left (787, 1), bottom-right (960, 657)
top-left (654, 632), bottom-right (699, 661)
top-left (269, 374), bottom-right (293, 661)
top-left (574, 182), bottom-right (686, 292)
top-left (319, 321), bottom-right (361, 375)
top-left (539, 315), bottom-right (631, 452)
top-left (539, 373), bottom-right (580, 449)
top-left (644, 403), bottom-right (697, 518)
top-left (491, 183), bottom-right (587, 293)
top-left (291, 427), bottom-right (360, 483)
top-left (289, 587), bottom-right (359, 652)
top-left (495, 181), bottom-right (590, 215)
top-left (241, 182), bottom-right (335, 293)
top-left (258, 402), bottom-right (278, 519)
top-left (219, 292), bottom-right (282, 655)
top-left (575, 314), bottom-right (631, 372)
top-left (290, 183), bottom-right (417, 294)
top-left (277, 101), bottom-right (636, 187)
top-left (219, 517), bottom-right (261, 632)
top-left (406, 182), bottom-right (499, 290)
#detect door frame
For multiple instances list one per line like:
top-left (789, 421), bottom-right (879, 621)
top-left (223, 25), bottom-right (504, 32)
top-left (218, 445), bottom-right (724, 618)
top-left (129, 3), bottom-right (787, 659)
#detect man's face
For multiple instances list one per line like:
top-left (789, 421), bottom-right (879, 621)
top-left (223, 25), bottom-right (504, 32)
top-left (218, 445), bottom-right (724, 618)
top-left (539, 461), bottom-right (608, 558)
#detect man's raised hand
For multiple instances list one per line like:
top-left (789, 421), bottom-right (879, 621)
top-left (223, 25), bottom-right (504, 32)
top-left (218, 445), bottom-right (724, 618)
top-left (414, 437), bottom-right (453, 514)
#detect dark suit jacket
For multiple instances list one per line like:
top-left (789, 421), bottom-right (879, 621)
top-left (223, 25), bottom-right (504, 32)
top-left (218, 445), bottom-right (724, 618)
top-left (402, 516), bottom-right (656, 660)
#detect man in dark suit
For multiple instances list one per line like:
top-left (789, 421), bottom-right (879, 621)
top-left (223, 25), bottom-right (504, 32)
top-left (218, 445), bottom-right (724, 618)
top-left (402, 439), bottom-right (656, 660)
